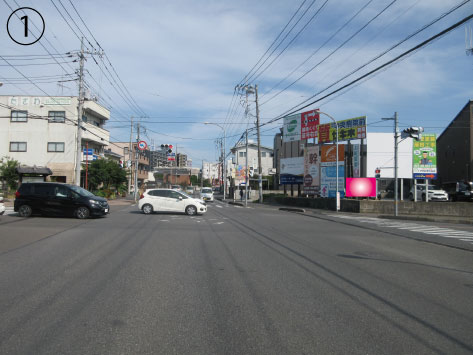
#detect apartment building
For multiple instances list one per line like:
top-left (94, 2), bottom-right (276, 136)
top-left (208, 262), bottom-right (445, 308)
top-left (0, 95), bottom-right (110, 184)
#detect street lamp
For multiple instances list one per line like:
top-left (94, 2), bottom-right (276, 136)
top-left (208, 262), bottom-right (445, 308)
top-left (317, 111), bottom-right (340, 211)
top-left (204, 122), bottom-right (227, 200)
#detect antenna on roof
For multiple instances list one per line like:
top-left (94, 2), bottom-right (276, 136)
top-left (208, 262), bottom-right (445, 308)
top-left (466, 24), bottom-right (473, 55)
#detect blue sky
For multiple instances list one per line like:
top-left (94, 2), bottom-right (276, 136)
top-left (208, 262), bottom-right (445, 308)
top-left (1, 0), bottom-right (472, 166)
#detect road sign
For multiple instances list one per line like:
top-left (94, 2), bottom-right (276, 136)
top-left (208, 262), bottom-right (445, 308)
top-left (137, 140), bottom-right (147, 151)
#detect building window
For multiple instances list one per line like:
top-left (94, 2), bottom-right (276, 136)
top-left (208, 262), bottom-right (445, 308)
top-left (262, 152), bottom-right (266, 157)
top-left (124, 147), bottom-right (129, 155)
top-left (239, 152), bottom-right (246, 157)
top-left (48, 142), bottom-right (65, 152)
top-left (82, 115), bottom-right (87, 122)
top-left (11, 111), bottom-right (27, 122)
top-left (10, 142), bottom-right (27, 152)
top-left (48, 111), bottom-right (65, 123)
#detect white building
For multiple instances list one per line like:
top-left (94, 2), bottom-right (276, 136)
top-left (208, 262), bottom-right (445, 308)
top-left (230, 140), bottom-right (274, 176)
top-left (0, 95), bottom-right (110, 184)
top-left (202, 162), bottom-right (220, 181)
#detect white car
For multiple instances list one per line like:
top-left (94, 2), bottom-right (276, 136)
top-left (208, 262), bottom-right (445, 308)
top-left (0, 196), bottom-right (5, 215)
top-left (409, 185), bottom-right (448, 201)
top-left (139, 189), bottom-right (207, 215)
top-left (200, 187), bottom-right (214, 202)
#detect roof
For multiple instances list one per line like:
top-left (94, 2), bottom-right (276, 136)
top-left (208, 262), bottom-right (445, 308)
top-left (16, 166), bottom-right (53, 175)
top-left (437, 100), bottom-right (473, 142)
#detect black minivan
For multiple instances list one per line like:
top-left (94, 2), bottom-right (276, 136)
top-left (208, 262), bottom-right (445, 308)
top-left (14, 183), bottom-right (109, 219)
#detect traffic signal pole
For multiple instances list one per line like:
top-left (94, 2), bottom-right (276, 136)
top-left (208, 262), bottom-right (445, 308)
top-left (394, 112), bottom-right (399, 217)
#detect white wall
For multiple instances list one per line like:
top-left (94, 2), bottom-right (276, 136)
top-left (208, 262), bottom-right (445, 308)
top-left (366, 132), bottom-right (413, 179)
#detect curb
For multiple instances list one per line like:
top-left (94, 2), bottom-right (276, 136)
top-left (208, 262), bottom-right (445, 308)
top-left (228, 201), bottom-right (244, 207)
top-left (279, 207), bottom-right (306, 213)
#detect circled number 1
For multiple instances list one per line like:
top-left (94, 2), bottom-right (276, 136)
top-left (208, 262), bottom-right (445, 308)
top-left (20, 15), bottom-right (28, 37)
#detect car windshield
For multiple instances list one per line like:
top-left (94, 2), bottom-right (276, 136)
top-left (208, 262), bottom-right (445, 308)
top-left (178, 191), bottom-right (192, 199)
top-left (202, 188), bottom-right (212, 193)
top-left (69, 185), bottom-right (95, 197)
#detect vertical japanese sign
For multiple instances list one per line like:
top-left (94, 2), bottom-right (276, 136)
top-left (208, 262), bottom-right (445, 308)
top-left (301, 109), bottom-right (319, 140)
top-left (282, 114), bottom-right (301, 142)
top-left (303, 146), bottom-right (320, 195)
top-left (320, 145), bottom-right (345, 198)
top-left (318, 116), bottom-right (367, 143)
top-left (412, 133), bottom-right (437, 179)
top-left (352, 144), bottom-right (360, 178)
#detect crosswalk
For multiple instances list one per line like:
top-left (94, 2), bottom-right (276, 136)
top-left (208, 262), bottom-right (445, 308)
top-left (331, 215), bottom-right (473, 245)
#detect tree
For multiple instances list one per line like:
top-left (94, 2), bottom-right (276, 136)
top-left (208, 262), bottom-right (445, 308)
top-left (190, 175), bottom-right (199, 185)
top-left (0, 156), bottom-right (20, 191)
top-left (88, 159), bottom-right (127, 191)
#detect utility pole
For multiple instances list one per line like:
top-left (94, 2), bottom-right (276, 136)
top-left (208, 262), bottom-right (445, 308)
top-left (128, 116), bottom-right (133, 195)
top-left (134, 123), bottom-right (140, 202)
top-left (75, 37), bottom-right (85, 186)
top-left (394, 112), bottom-right (399, 217)
top-left (245, 129), bottom-right (249, 207)
top-left (255, 85), bottom-right (263, 203)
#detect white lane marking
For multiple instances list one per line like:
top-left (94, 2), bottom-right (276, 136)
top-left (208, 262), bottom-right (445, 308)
top-left (332, 215), bottom-right (473, 245)
top-left (214, 222), bottom-right (224, 225)
top-left (160, 220), bottom-right (169, 222)
top-left (215, 205), bottom-right (223, 208)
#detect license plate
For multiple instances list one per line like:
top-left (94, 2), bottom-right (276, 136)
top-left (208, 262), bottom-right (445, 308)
top-left (105, 208), bottom-right (109, 213)
top-left (465, 192), bottom-right (470, 196)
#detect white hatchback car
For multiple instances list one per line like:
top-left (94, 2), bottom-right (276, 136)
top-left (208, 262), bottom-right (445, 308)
top-left (0, 196), bottom-right (5, 215)
top-left (200, 187), bottom-right (214, 202)
top-left (139, 189), bottom-right (207, 215)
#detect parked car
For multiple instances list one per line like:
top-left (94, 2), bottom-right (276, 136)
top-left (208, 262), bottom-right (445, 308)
top-left (441, 181), bottom-right (473, 202)
top-left (139, 189), bottom-right (207, 215)
top-left (409, 184), bottom-right (448, 201)
top-left (0, 196), bottom-right (5, 215)
top-left (200, 187), bottom-right (214, 202)
top-left (14, 182), bottom-right (110, 219)
top-left (171, 185), bottom-right (182, 191)
top-left (185, 186), bottom-right (194, 194)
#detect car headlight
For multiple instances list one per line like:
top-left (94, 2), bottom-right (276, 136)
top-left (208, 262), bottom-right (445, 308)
top-left (89, 199), bottom-right (99, 204)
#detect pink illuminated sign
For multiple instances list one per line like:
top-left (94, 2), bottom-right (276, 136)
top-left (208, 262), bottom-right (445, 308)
top-left (345, 178), bottom-right (376, 197)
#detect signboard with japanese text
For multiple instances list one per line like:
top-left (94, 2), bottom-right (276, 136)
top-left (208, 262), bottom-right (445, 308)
top-left (281, 157), bottom-right (304, 175)
top-left (282, 114), bottom-right (301, 142)
top-left (320, 145), bottom-right (345, 163)
top-left (318, 116), bottom-right (367, 143)
top-left (301, 109), bottom-right (319, 140)
top-left (280, 174), bottom-right (304, 184)
top-left (235, 165), bottom-right (247, 181)
top-left (320, 145), bottom-right (345, 198)
top-left (303, 146), bottom-right (320, 195)
top-left (413, 133), bottom-right (437, 179)
top-left (352, 144), bottom-right (360, 178)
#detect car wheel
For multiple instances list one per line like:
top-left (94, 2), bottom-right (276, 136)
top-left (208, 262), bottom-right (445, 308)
top-left (185, 205), bottom-right (197, 216)
top-left (75, 206), bottom-right (90, 219)
top-left (18, 204), bottom-right (32, 217)
top-left (142, 204), bottom-right (153, 214)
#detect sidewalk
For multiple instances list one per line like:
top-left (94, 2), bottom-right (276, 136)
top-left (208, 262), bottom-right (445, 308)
top-left (217, 197), bottom-right (473, 225)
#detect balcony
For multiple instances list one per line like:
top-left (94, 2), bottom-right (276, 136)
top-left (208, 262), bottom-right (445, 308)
top-left (82, 122), bottom-right (110, 146)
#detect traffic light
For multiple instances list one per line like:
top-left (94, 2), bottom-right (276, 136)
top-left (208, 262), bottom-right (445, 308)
top-left (402, 127), bottom-right (424, 141)
top-left (161, 144), bottom-right (173, 153)
top-left (375, 168), bottom-right (380, 179)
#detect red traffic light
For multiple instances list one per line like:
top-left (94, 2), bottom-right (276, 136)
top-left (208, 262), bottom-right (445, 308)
top-left (375, 169), bottom-right (380, 174)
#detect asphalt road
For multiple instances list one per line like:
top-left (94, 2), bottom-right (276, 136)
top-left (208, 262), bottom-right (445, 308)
top-left (0, 200), bottom-right (472, 354)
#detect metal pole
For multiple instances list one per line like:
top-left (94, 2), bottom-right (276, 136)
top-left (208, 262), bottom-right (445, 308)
top-left (134, 123), bottom-right (140, 202)
top-left (336, 121), bottom-right (340, 211)
top-left (128, 116), bottom-right (133, 195)
top-left (75, 37), bottom-right (85, 186)
top-left (394, 112), bottom-right (399, 216)
top-left (255, 85), bottom-right (263, 203)
top-left (223, 130), bottom-right (227, 200)
top-left (245, 129), bottom-right (249, 207)
top-left (85, 141), bottom-right (89, 190)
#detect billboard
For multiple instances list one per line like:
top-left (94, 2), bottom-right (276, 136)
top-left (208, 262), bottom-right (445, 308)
top-left (318, 116), bottom-right (367, 143)
top-left (283, 109), bottom-right (320, 142)
top-left (352, 144), bottom-right (360, 178)
top-left (301, 109), bottom-right (319, 140)
top-left (282, 114), bottom-right (301, 142)
top-left (413, 133), bottom-right (437, 179)
top-left (281, 157), bottom-right (304, 175)
top-left (303, 146), bottom-right (320, 195)
top-left (345, 178), bottom-right (376, 197)
top-left (320, 145), bottom-right (344, 198)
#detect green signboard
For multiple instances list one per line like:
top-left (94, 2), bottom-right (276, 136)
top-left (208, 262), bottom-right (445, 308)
top-left (412, 133), bottom-right (437, 179)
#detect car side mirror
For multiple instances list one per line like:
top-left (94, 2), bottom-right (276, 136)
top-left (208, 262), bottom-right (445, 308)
top-left (179, 196), bottom-right (183, 200)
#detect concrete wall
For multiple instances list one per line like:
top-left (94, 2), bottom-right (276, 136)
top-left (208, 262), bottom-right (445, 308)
top-left (264, 195), bottom-right (473, 217)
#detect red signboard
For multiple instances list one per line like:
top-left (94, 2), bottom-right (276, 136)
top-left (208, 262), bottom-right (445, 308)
top-left (301, 109), bottom-right (320, 140)
top-left (318, 123), bottom-right (331, 143)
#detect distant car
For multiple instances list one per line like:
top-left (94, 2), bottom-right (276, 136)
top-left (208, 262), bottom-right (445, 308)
top-left (171, 185), bottom-right (182, 191)
top-left (0, 196), bottom-right (5, 215)
top-left (185, 186), bottom-right (194, 194)
top-left (409, 184), bottom-right (448, 201)
top-left (139, 189), bottom-right (207, 215)
top-left (441, 181), bottom-right (473, 202)
top-left (200, 187), bottom-right (214, 202)
top-left (14, 182), bottom-right (110, 218)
